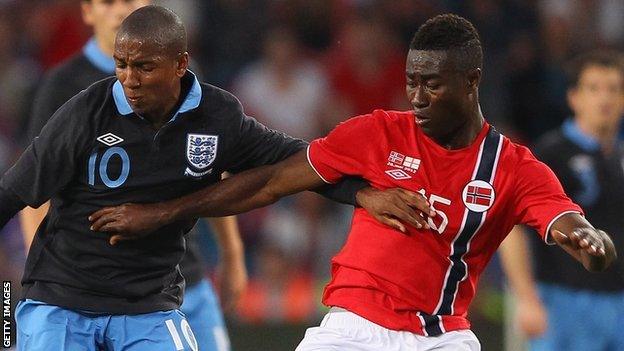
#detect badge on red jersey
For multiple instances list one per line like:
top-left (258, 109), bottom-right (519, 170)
top-left (462, 180), bottom-right (495, 212)
top-left (386, 150), bottom-right (420, 174)
top-left (385, 169), bottom-right (412, 180)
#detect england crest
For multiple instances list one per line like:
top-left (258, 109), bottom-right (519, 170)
top-left (186, 134), bottom-right (218, 170)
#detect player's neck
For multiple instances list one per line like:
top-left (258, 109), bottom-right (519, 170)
top-left (144, 83), bottom-right (182, 130)
top-left (434, 108), bottom-right (485, 150)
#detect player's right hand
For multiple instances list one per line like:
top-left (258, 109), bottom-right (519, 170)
top-left (89, 203), bottom-right (171, 245)
top-left (355, 187), bottom-right (435, 233)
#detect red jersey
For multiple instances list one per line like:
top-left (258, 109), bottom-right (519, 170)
top-left (307, 110), bottom-right (582, 336)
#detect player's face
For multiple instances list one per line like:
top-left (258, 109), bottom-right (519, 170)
top-left (114, 36), bottom-right (188, 120)
top-left (405, 49), bottom-right (474, 141)
top-left (568, 65), bottom-right (624, 133)
top-left (81, 0), bottom-right (150, 49)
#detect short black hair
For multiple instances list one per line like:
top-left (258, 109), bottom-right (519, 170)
top-left (410, 14), bottom-right (483, 71)
top-left (116, 5), bottom-right (187, 58)
top-left (566, 50), bottom-right (624, 88)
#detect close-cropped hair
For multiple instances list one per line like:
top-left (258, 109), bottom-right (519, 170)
top-left (117, 5), bottom-right (187, 58)
top-left (410, 13), bottom-right (483, 71)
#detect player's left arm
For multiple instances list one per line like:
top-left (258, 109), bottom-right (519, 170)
top-left (548, 212), bottom-right (616, 272)
top-left (514, 148), bottom-right (617, 272)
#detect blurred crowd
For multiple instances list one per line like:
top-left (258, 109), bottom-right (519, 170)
top-left (1, 0), bottom-right (623, 331)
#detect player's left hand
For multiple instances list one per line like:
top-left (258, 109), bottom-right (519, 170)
top-left (355, 187), bottom-right (434, 233)
top-left (89, 203), bottom-right (171, 245)
top-left (552, 228), bottom-right (605, 255)
top-left (552, 228), bottom-right (616, 271)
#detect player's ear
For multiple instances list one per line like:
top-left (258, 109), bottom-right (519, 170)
top-left (466, 68), bottom-right (481, 92)
top-left (175, 52), bottom-right (189, 78)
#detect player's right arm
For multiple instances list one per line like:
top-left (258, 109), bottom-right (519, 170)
top-left (18, 72), bottom-right (65, 252)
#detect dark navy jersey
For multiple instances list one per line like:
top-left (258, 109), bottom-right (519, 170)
top-left (26, 38), bottom-right (207, 287)
top-left (530, 120), bottom-right (624, 292)
top-left (0, 71), bottom-right (324, 313)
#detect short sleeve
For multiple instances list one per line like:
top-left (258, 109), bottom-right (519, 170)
top-left (1, 92), bottom-right (92, 207)
top-left (513, 148), bottom-right (583, 244)
top-left (307, 114), bottom-right (377, 184)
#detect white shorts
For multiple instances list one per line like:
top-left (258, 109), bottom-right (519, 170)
top-left (295, 308), bottom-right (481, 351)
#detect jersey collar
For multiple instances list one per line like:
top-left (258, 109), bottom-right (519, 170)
top-left (562, 119), bottom-right (600, 152)
top-left (112, 70), bottom-right (202, 120)
top-left (83, 37), bottom-right (115, 74)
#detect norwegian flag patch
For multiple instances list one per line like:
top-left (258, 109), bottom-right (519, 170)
top-left (462, 180), bottom-right (495, 212)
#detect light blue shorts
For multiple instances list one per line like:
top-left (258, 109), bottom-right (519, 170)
top-left (529, 283), bottom-right (624, 351)
top-left (16, 299), bottom-right (198, 351)
top-left (180, 279), bottom-right (230, 351)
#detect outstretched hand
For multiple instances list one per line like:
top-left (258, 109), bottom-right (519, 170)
top-left (552, 228), bottom-right (606, 255)
top-left (552, 228), bottom-right (615, 271)
top-left (89, 203), bottom-right (171, 245)
top-left (355, 187), bottom-right (435, 233)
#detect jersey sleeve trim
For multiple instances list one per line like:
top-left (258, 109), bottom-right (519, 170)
top-left (544, 210), bottom-right (582, 245)
top-left (306, 144), bottom-right (335, 184)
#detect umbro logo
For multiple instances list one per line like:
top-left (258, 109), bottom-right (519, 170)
top-left (97, 133), bottom-right (124, 146)
top-left (385, 169), bottom-right (412, 180)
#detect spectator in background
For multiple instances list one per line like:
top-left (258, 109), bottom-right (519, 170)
top-left (197, 0), bottom-right (267, 87)
top-left (232, 26), bottom-right (327, 140)
top-left (377, 0), bottom-right (446, 45)
top-left (323, 12), bottom-right (409, 130)
top-left (500, 51), bottom-right (624, 351)
top-left (268, 0), bottom-right (338, 52)
top-left (29, 1), bottom-right (89, 70)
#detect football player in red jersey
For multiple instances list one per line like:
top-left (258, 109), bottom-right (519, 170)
top-left (89, 14), bottom-right (617, 350)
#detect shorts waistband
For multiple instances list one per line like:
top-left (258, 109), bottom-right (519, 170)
top-left (320, 307), bottom-right (387, 330)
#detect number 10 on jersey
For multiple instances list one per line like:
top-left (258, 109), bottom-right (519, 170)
top-left (87, 147), bottom-right (131, 188)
